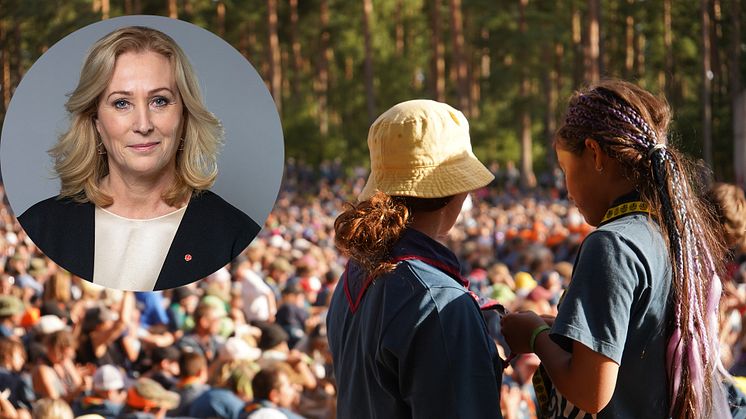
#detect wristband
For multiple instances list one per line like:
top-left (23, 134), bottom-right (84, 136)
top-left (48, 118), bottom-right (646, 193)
top-left (529, 325), bottom-right (550, 353)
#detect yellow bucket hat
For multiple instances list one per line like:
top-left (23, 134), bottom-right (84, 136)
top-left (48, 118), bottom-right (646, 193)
top-left (358, 99), bottom-right (494, 202)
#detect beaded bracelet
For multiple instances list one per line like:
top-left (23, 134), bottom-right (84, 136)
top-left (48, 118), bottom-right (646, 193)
top-left (530, 325), bottom-right (550, 353)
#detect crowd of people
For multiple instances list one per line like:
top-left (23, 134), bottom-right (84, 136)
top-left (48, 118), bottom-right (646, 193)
top-left (0, 158), bottom-right (743, 419)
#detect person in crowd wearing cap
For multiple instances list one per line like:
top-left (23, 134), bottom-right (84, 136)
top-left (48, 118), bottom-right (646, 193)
top-left (142, 347), bottom-right (181, 391)
top-left (167, 286), bottom-right (199, 334)
top-left (328, 100), bottom-right (503, 418)
top-left (17, 26), bottom-right (260, 292)
top-left (178, 303), bottom-right (224, 362)
top-left (32, 330), bottom-right (86, 402)
top-left (266, 258), bottom-right (293, 299)
top-left (241, 366), bottom-right (304, 419)
top-left (0, 295), bottom-right (24, 338)
top-left (72, 364), bottom-right (126, 418)
top-left (501, 80), bottom-right (731, 418)
top-left (313, 267), bottom-right (341, 308)
top-left (255, 323), bottom-right (317, 393)
top-left (0, 337), bottom-right (33, 418)
top-left (169, 350), bottom-right (210, 417)
top-left (188, 362), bottom-right (255, 419)
top-left (119, 377), bottom-right (180, 419)
top-left (77, 296), bottom-right (139, 368)
top-left (275, 285), bottom-right (308, 349)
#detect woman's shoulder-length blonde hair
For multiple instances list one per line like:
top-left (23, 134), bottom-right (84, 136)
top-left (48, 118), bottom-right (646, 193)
top-left (51, 25), bottom-right (222, 207)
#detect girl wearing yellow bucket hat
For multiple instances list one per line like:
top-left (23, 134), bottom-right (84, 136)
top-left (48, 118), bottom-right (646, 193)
top-left (326, 100), bottom-right (504, 419)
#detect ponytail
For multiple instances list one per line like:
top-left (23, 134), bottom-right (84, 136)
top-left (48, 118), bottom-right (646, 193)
top-left (558, 79), bottom-right (727, 419)
top-left (334, 192), bottom-right (410, 279)
top-left (334, 191), bottom-right (455, 279)
top-left (651, 146), bottom-right (725, 418)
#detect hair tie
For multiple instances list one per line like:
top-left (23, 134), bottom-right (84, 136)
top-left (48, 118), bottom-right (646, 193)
top-left (647, 143), bottom-right (667, 159)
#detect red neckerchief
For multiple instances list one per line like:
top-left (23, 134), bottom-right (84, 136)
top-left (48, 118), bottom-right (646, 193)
top-left (343, 229), bottom-right (482, 313)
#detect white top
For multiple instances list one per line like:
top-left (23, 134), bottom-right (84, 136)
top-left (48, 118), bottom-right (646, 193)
top-left (93, 205), bottom-right (187, 291)
top-left (240, 269), bottom-right (275, 322)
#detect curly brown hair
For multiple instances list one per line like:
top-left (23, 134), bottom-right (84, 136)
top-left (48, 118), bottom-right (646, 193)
top-left (334, 191), bottom-right (453, 279)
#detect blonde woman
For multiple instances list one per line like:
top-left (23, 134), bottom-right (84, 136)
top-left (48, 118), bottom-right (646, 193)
top-left (18, 26), bottom-right (259, 291)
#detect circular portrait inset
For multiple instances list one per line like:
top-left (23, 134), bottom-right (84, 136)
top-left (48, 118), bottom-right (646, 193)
top-left (0, 16), bottom-right (284, 291)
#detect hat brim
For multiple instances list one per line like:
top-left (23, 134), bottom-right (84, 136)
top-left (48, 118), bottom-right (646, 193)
top-left (358, 154), bottom-right (494, 202)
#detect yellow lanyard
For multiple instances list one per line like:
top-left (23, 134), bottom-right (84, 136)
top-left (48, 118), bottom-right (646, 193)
top-left (600, 201), bottom-right (654, 224)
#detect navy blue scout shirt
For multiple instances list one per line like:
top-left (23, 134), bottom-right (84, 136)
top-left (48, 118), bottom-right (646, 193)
top-left (327, 228), bottom-right (503, 419)
top-left (546, 211), bottom-right (671, 418)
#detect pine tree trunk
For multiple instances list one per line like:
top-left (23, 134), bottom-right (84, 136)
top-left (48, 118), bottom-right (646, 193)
top-left (239, 23), bottom-right (253, 61)
top-left (544, 43), bottom-right (558, 168)
top-left (555, 42), bottom-right (564, 105)
top-left (318, 0), bottom-right (331, 136)
top-left (635, 31), bottom-right (645, 77)
top-left (587, 0), bottom-right (601, 83)
top-left (519, 0), bottom-right (535, 188)
top-left (429, 0), bottom-right (446, 102)
top-left (711, 0), bottom-right (723, 96)
top-left (395, 0), bottom-right (404, 56)
top-left (168, 0), bottom-right (178, 18)
top-left (1, 20), bottom-right (10, 112)
top-left (289, 0), bottom-right (302, 96)
top-left (267, 0), bottom-right (282, 114)
top-left (572, 2), bottom-right (583, 88)
top-left (664, 0), bottom-right (675, 101)
top-left (101, 0), bottom-right (110, 19)
top-left (12, 20), bottom-right (21, 81)
top-left (735, 93), bottom-right (746, 188)
top-left (731, 0), bottom-right (745, 187)
top-left (362, 0), bottom-right (377, 122)
top-left (449, 0), bottom-right (469, 113)
top-left (624, 0), bottom-right (634, 78)
top-left (702, 0), bottom-right (713, 168)
top-left (216, 1), bottom-right (226, 37)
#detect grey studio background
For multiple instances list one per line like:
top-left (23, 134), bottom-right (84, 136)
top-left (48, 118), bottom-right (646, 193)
top-left (0, 15), bottom-right (284, 228)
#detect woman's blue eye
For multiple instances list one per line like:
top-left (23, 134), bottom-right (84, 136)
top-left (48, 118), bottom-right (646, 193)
top-left (152, 97), bottom-right (170, 107)
top-left (113, 99), bottom-right (129, 109)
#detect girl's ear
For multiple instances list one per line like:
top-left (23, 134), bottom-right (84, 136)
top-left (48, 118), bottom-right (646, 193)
top-left (584, 138), bottom-right (606, 172)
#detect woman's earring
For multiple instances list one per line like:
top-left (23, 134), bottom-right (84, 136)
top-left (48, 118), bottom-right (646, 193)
top-left (178, 138), bottom-right (185, 151)
top-left (97, 141), bottom-right (107, 155)
top-left (596, 166), bottom-right (604, 173)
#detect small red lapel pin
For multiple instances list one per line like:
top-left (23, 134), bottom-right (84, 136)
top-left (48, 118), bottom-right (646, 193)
top-left (184, 254), bottom-right (192, 262)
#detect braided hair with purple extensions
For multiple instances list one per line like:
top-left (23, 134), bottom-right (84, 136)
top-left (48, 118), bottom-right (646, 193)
top-left (557, 79), bottom-right (727, 419)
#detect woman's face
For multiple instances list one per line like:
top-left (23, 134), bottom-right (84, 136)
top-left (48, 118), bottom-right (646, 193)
top-left (437, 192), bottom-right (469, 239)
top-left (555, 144), bottom-right (606, 226)
top-left (95, 50), bottom-right (184, 181)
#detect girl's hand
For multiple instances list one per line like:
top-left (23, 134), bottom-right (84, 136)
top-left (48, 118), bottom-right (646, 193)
top-left (501, 311), bottom-right (546, 354)
top-left (540, 314), bottom-right (556, 327)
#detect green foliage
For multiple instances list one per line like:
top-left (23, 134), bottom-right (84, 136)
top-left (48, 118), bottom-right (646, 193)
top-left (0, 0), bottom-right (743, 179)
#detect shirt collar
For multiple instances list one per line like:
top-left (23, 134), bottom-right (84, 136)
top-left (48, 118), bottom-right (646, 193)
top-left (609, 190), bottom-right (642, 207)
top-left (388, 228), bottom-right (466, 287)
top-left (343, 228), bottom-right (467, 314)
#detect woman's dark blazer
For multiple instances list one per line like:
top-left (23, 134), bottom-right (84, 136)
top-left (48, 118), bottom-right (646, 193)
top-left (18, 190), bottom-right (260, 291)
